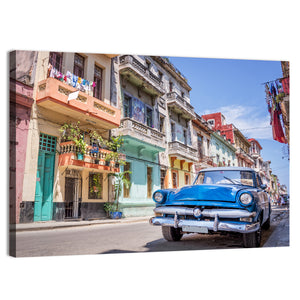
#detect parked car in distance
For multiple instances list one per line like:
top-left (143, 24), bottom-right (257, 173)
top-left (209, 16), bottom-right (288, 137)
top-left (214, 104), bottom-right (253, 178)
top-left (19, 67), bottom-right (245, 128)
top-left (150, 167), bottom-right (271, 248)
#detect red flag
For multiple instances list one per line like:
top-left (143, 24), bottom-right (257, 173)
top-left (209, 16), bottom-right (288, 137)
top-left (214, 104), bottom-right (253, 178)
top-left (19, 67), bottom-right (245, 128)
top-left (271, 109), bottom-right (287, 144)
top-left (281, 77), bottom-right (289, 94)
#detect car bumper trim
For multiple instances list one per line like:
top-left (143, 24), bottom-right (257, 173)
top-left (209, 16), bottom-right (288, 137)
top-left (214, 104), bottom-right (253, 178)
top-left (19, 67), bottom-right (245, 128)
top-left (149, 216), bottom-right (260, 234)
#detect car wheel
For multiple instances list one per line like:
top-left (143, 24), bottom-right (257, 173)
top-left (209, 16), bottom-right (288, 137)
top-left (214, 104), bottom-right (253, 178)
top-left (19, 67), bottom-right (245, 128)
top-left (262, 215), bottom-right (271, 230)
top-left (162, 226), bottom-right (183, 241)
top-left (242, 218), bottom-right (262, 248)
top-left (262, 208), bottom-right (271, 230)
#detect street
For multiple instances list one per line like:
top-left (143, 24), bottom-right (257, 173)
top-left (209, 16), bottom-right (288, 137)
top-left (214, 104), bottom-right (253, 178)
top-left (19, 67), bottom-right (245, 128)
top-left (14, 207), bottom-right (289, 257)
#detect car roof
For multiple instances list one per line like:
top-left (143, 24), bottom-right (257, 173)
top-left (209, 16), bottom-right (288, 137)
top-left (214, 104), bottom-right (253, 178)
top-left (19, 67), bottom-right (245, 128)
top-left (199, 167), bottom-right (254, 172)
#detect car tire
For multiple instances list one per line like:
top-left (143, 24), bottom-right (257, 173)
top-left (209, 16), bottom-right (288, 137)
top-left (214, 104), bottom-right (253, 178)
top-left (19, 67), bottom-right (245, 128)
top-left (262, 208), bottom-right (271, 230)
top-left (262, 215), bottom-right (271, 230)
top-left (162, 226), bottom-right (183, 241)
top-left (242, 217), bottom-right (262, 248)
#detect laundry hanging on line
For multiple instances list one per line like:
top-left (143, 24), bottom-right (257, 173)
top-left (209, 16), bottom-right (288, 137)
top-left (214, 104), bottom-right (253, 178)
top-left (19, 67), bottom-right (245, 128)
top-left (47, 64), bottom-right (96, 94)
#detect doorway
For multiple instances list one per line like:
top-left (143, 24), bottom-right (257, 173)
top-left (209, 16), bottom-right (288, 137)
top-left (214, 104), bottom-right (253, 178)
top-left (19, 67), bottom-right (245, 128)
top-left (65, 171), bottom-right (82, 219)
top-left (34, 134), bottom-right (56, 221)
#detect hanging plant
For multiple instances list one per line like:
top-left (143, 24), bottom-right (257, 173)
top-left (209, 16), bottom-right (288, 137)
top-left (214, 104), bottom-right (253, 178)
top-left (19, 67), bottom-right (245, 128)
top-left (89, 130), bottom-right (104, 148)
top-left (59, 121), bottom-right (81, 142)
top-left (89, 173), bottom-right (102, 198)
top-left (59, 121), bottom-right (88, 155)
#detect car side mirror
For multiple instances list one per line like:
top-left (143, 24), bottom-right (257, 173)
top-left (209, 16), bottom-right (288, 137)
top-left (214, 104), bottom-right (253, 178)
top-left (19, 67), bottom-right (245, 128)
top-left (260, 184), bottom-right (267, 190)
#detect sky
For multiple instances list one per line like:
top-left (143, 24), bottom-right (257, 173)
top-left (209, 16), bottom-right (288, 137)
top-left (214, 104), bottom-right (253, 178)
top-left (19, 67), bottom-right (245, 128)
top-left (167, 56), bottom-right (290, 192)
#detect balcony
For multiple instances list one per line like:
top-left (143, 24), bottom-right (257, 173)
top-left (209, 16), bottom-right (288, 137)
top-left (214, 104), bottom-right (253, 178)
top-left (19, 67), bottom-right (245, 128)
top-left (36, 78), bottom-right (121, 130)
top-left (168, 141), bottom-right (198, 162)
top-left (166, 92), bottom-right (195, 120)
top-left (236, 147), bottom-right (254, 164)
top-left (58, 142), bottom-right (120, 172)
top-left (113, 117), bottom-right (166, 149)
top-left (119, 55), bottom-right (165, 96)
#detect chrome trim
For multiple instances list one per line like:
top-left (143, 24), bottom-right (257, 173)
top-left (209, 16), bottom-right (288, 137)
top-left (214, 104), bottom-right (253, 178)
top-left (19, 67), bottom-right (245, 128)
top-left (149, 216), bottom-right (260, 234)
top-left (154, 206), bottom-right (194, 216)
top-left (213, 214), bottom-right (219, 232)
top-left (154, 206), bottom-right (256, 219)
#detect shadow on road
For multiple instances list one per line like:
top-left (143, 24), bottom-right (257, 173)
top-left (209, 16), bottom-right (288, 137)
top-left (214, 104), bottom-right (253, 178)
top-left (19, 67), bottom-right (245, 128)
top-left (144, 233), bottom-right (244, 252)
top-left (99, 249), bottom-right (139, 254)
top-left (99, 228), bottom-right (277, 255)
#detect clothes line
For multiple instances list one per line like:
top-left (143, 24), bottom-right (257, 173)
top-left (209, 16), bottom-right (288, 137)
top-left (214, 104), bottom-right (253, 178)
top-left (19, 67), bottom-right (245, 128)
top-left (261, 76), bottom-right (289, 85)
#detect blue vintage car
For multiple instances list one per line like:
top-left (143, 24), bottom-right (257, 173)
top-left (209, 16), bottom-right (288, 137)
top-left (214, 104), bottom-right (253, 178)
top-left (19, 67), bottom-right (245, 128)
top-left (150, 167), bottom-right (271, 248)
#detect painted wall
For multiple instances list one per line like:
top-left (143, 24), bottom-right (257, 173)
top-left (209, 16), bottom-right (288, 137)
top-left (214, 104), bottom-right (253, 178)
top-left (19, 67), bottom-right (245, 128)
top-left (167, 157), bottom-right (193, 188)
top-left (119, 137), bottom-right (161, 217)
top-left (210, 133), bottom-right (237, 167)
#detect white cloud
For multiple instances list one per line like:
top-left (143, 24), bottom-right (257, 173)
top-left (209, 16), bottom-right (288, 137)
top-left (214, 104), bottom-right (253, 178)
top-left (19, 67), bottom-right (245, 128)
top-left (202, 105), bottom-right (273, 140)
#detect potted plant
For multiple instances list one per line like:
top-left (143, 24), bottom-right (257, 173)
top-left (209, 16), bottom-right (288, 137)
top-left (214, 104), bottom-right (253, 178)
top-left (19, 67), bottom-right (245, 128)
top-left (74, 135), bottom-right (88, 160)
top-left (105, 135), bottom-right (126, 168)
top-left (105, 135), bottom-right (124, 152)
top-left (104, 170), bottom-right (131, 219)
top-left (94, 155), bottom-right (100, 164)
top-left (59, 121), bottom-right (88, 160)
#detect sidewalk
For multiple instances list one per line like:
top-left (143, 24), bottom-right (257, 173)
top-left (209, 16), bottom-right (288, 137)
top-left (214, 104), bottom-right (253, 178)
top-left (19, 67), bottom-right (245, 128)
top-left (263, 208), bottom-right (289, 247)
top-left (12, 216), bottom-right (151, 232)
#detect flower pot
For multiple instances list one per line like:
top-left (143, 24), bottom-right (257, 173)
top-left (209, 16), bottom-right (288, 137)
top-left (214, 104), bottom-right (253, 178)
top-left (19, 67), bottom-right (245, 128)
top-left (77, 153), bottom-right (84, 160)
top-left (109, 211), bottom-right (122, 219)
top-left (105, 160), bottom-right (110, 166)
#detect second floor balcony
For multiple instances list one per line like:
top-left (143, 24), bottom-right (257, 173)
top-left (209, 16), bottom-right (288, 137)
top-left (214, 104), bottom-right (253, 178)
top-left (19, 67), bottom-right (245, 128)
top-left (112, 117), bottom-right (166, 149)
top-left (58, 141), bottom-right (120, 172)
top-left (36, 78), bottom-right (121, 130)
top-left (119, 55), bottom-right (165, 96)
top-left (236, 147), bottom-right (255, 165)
top-left (166, 91), bottom-right (195, 120)
top-left (168, 141), bottom-right (198, 162)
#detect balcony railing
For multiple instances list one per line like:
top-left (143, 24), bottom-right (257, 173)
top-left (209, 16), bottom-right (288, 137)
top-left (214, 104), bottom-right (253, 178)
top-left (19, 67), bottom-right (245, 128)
top-left (113, 117), bottom-right (166, 149)
top-left (119, 55), bottom-right (165, 95)
top-left (236, 147), bottom-right (254, 163)
top-left (168, 141), bottom-right (198, 162)
top-left (36, 78), bottom-right (121, 129)
top-left (166, 92), bottom-right (195, 119)
top-left (58, 142), bottom-right (120, 171)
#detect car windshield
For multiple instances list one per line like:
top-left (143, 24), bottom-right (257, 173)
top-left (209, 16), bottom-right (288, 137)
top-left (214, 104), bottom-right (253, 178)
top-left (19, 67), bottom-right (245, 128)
top-left (193, 170), bottom-right (255, 187)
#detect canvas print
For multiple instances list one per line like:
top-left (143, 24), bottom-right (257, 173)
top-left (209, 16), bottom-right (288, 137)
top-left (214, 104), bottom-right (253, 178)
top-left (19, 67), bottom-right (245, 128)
top-left (9, 51), bottom-right (289, 257)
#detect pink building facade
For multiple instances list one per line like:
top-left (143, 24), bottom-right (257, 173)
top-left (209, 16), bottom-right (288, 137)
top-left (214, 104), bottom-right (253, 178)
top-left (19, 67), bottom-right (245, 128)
top-left (10, 51), bottom-right (36, 223)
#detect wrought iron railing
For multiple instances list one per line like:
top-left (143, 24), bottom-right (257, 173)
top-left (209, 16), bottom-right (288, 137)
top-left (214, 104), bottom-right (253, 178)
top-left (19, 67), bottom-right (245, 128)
top-left (119, 55), bottom-right (163, 87)
top-left (166, 91), bottom-right (194, 115)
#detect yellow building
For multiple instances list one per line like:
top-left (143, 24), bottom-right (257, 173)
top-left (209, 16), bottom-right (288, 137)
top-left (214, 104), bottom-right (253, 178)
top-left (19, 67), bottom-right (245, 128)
top-left (20, 51), bottom-right (121, 222)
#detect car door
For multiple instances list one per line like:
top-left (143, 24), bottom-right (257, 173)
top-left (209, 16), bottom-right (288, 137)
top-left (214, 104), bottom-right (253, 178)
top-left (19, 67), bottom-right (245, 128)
top-left (256, 173), bottom-right (270, 223)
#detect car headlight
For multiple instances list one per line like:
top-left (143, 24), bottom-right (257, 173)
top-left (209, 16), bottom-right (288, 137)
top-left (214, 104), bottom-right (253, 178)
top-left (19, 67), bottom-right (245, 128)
top-left (193, 207), bottom-right (202, 218)
top-left (153, 191), bottom-right (164, 203)
top-left (239, 193), bottom-right (253, 205)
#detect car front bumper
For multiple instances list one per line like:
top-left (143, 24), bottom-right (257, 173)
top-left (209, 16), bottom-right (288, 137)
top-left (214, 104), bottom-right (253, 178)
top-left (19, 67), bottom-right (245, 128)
top-left (149, 216), bottom-right (260, 234)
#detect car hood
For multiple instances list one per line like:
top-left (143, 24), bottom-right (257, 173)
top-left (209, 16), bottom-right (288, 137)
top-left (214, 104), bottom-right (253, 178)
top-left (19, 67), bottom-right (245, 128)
top-left (167, 184), bottom-right (245, 203)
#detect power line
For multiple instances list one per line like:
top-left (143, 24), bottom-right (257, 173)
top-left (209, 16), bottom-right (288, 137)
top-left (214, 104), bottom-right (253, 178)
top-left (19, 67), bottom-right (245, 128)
top-left (240, 126), bottom-right (270, 131)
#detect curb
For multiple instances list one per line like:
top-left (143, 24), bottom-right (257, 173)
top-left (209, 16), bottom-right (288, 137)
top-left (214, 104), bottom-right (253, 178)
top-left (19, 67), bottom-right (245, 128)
top-left (12, 217), bottom-right (151, 233)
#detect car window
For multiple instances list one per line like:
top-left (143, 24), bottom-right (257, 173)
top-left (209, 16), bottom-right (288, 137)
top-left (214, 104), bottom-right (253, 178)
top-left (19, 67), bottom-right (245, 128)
top-left (256, 174), bottom-right (262, 188)
top-left (193, 170), bottom-right (255, 187)
top-left (194, 172), bottom-right (204, 185)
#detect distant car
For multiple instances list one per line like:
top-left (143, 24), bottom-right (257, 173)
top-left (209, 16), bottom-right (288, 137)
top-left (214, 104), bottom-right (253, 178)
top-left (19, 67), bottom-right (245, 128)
top-left (150, 167), bottom-right (271, 248)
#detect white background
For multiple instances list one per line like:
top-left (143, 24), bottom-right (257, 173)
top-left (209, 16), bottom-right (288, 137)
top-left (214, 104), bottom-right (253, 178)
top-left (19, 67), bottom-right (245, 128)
top-left (2, 1), bottom-right (299, 299)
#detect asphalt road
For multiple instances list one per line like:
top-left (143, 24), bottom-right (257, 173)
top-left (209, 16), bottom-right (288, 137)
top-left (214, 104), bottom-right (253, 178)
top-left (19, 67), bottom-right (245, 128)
top-left (14, 207), bottom-right (289, 257)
